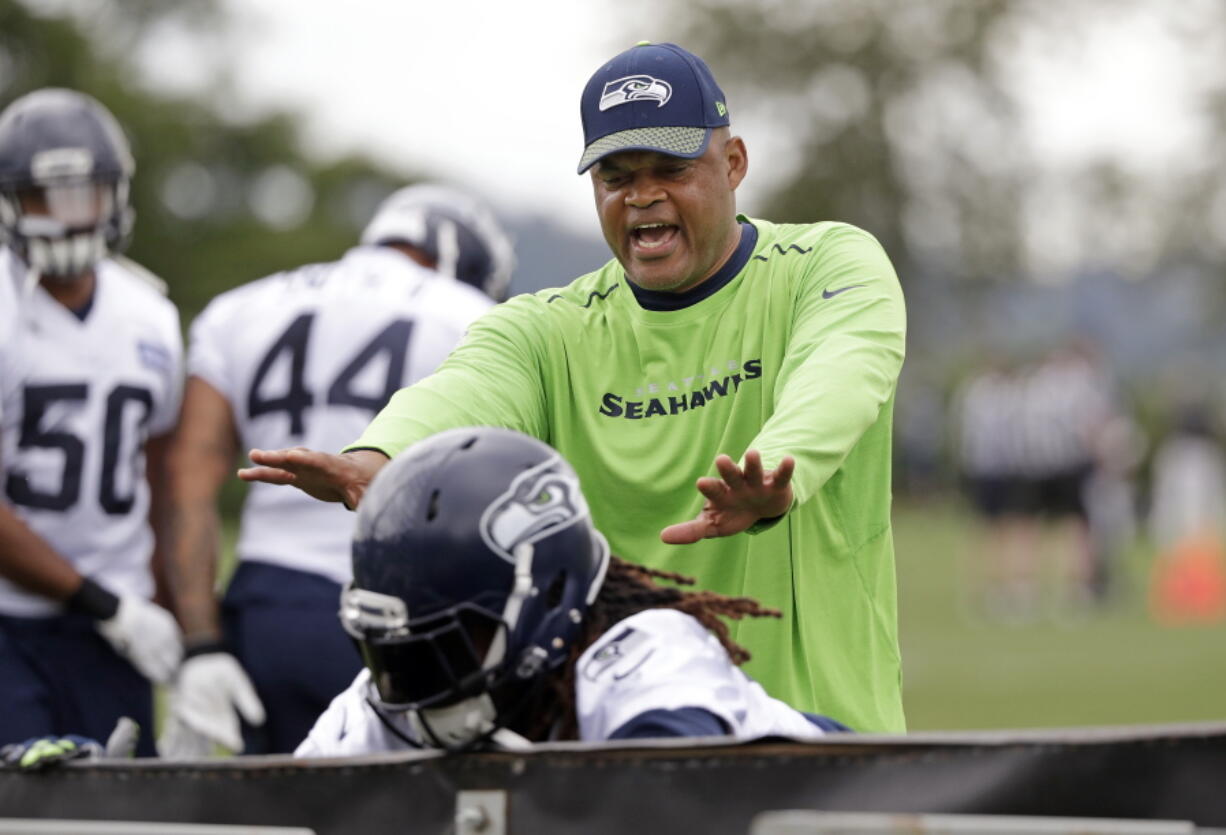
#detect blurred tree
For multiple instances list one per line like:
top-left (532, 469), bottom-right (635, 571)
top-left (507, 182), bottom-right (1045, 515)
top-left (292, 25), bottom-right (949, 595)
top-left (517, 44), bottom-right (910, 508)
top-left (632, 0), bottom-right (1226, 293)
top-left (631, 0), bottom-right (1028, 282)
top-left (0, 0), bottom-right (415, 319)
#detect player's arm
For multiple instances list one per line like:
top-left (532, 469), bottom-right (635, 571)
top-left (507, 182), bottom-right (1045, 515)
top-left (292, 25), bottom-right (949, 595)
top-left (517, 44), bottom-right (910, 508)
top-left (0, 437), bottom-right (138, 604)
top-left (146, 431), bottom-right (174, 609)
top-left (662, 225), bottom-right (905, 543)
top-left (0, 342), bottom-right (81, 593)
top-left (0, 501), bottom-right (86, 600)
top-left (163, 376), bottom-right (238, 645)
top-left (0, 481), bottom-right (182, 683)
top-left (749, 224), bottom-right (906, 505)
top-left (160, 376), bottom-right (264, 754)
top-left (0, 344), bottom-right (80, 592)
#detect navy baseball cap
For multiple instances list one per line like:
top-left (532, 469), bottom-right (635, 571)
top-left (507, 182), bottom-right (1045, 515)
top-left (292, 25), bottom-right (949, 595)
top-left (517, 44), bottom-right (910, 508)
top-left (577, 42), bottom-right (730, 174)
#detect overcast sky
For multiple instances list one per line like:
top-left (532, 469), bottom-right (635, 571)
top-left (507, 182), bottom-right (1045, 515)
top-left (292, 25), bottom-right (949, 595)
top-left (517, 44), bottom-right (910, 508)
top-left (168, 0), bottom-right (630, 235)
top-left (123, 0), bottom-right (1215, 245)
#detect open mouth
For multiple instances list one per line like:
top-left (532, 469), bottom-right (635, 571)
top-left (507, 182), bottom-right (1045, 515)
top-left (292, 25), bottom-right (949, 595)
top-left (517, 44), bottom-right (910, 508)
top-left (630, 222), bottom-right (679, 254)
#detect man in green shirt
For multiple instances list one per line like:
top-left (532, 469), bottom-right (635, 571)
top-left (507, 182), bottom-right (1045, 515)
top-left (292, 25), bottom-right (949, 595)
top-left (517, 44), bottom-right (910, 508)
top-left (241, 42), bottom-right (907, 732)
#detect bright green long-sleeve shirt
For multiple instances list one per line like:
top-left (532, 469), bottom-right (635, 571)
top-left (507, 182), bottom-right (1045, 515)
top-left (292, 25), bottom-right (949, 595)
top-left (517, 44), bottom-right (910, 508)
top-left (349, 217), bottom-right (907, 732)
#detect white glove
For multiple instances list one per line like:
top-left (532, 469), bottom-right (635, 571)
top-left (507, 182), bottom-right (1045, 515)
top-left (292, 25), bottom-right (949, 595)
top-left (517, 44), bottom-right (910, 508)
top-left (162, 652), bottom-right (266, 755)
top-left (104, 716), bottom-right (142, 759)
top-left (94, 595), bottom-right (184, 684)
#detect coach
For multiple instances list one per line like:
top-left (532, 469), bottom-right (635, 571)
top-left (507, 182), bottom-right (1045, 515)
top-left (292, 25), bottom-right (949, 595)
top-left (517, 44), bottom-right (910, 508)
top-left (242, 42), bottom-right (906, 732)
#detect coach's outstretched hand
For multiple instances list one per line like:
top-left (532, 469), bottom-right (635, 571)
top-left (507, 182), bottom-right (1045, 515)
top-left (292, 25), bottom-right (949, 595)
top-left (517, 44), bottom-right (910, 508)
top-left (237, 448), bottom-right (388, 510)
top-left (660, 450), bottom-right (795, 545)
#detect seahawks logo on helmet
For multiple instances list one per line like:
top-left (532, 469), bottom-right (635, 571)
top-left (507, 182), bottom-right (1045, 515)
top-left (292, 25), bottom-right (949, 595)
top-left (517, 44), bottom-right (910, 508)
top-left (479, 456), bottom-right (590, 564)
top-left (598, 75), bottom-right (672, 111)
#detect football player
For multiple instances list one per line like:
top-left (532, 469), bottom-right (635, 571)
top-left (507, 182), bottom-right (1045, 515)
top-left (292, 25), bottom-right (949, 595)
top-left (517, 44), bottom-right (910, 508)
top-left (160, 185), bottom-right (514, 756)
top-left (0, 89), bottom-right (184, 756)
top-left (296, 427), bottom-right (848, 755)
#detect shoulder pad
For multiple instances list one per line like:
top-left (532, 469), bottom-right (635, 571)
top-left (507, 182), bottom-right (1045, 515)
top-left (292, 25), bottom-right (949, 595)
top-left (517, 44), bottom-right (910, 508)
top-left (579, 609), bottom-right (706, 685)
top-left (111, 255), bottom-right (169, 296)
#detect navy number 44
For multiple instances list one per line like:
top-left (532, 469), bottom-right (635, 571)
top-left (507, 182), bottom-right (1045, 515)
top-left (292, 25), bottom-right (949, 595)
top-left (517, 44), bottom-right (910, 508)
top-left (247, 313), bottom-right (414, 436)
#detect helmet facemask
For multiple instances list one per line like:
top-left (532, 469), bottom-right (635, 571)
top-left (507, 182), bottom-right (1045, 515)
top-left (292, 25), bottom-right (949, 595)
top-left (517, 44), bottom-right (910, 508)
top-left (341, 588), bottom-right (509, 712)
top-left (1, 183), bottom-right (128, 282)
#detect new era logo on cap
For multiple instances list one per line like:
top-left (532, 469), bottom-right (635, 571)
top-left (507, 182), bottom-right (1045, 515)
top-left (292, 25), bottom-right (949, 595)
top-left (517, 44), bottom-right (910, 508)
top-left (577, 42), bottom-right (730, 174)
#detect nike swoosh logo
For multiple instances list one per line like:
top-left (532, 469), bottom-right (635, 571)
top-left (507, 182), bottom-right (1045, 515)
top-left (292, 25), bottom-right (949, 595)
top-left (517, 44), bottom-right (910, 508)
top-left (822, 285), bottom-right (864, 299)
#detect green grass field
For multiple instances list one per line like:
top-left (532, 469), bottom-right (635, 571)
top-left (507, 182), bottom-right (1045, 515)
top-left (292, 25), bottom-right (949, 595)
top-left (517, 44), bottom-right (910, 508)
top-left (894, 496), bottom-right (1226, 731)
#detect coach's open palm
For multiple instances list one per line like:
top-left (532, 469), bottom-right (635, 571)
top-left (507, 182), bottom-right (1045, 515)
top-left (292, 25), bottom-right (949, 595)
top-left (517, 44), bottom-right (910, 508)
top-left (237, 447), bottom-right (387, 509)
top-left (660, 450), bottom-right (795, 544)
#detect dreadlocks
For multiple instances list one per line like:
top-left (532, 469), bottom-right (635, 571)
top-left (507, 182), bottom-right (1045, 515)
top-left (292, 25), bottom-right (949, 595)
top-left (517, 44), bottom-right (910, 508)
top-left (582, 556), bottom-right (780, 664)
top-left (529, 556), bottom-right (781, 740)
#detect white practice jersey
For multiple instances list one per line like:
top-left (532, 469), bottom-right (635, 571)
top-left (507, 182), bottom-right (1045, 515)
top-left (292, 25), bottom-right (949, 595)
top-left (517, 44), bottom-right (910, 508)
top-left (955, 371), bottom-right (1026, 479)
top-left (189, 246), bottom-right (493, 583)
top-left (0, 249), bottom-right (183, 616)
top-left (1019, 356), bottom-right (1110, 477)
top-left (295, 609), bottom-right (826, 757)
top-left (575, 609), bottom-right (825, 740)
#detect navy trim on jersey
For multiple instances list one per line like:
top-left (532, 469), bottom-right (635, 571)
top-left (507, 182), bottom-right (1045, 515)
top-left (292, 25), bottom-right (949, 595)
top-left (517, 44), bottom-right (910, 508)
top-left (628, 221), bottom-right (758, 311)
top-left (546, 283), bottom-right (619, 307)
top-left (804, 712), bottom-right (852, 732)
top-left (607, 707), bottom-right (730, 739)
top-left (69, 287), bottom-right (96, 322)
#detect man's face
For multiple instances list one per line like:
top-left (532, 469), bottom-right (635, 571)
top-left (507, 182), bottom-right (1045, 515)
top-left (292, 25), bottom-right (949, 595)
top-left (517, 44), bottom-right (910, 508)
top-left (17, 181), bottom-right (109, 228)
top-left (590, 132), bottom-right (747, 293)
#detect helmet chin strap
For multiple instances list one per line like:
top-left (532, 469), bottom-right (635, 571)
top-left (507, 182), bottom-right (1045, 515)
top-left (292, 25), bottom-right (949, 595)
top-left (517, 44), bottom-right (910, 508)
top-left (482, 541), bottom-right (537, 672)
top-left (22, 262), bottom-right (39, 298)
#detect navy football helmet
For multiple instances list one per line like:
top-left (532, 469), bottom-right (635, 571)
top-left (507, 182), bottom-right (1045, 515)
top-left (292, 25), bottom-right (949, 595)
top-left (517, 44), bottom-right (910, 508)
top-left (0, 88), bottom-right (134, 279)
top-left (360, 183), bottom-right (515, 301)
top-left (340, 427), bottom-right (609, 747)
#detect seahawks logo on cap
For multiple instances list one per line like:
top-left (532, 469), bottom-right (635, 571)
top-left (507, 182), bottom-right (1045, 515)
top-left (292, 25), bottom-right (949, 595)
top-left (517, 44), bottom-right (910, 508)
top-left (479, 456), bottom-right (589, 564)
top-left (599, 75), bottom-right (672, 111)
